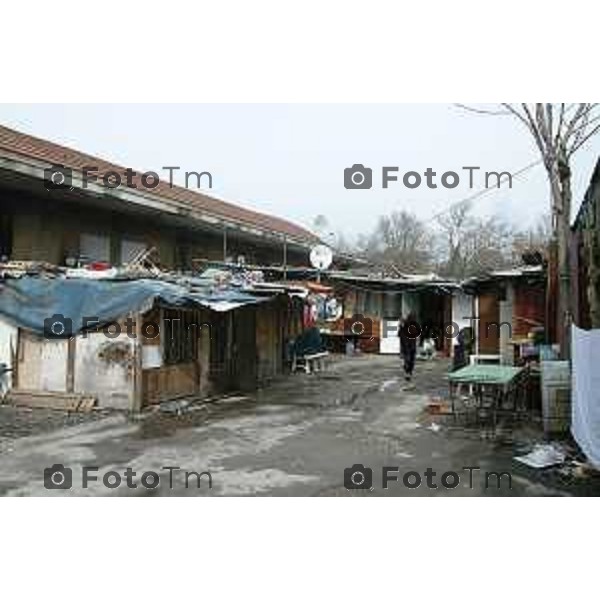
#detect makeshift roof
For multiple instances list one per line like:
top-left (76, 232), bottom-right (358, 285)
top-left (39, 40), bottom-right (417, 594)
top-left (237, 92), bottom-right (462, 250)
top-left (462, 264), bottom-right (545, 287)
top-left (326, 271), bottom-right (460, 290)
top-left (0, 124), bottom-right (318, 246)
top-left (0, 278), bottom-right (272, 337)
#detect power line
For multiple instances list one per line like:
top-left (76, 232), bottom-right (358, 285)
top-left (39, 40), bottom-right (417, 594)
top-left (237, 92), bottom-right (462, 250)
top-left (424, 159), bottom-right (543, 224)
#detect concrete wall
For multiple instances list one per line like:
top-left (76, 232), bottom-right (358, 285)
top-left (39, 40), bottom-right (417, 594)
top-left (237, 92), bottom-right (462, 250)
top-left (14, 329), bottom-right (133, 407)
top-left (74, 334), bottom-right (134, 409)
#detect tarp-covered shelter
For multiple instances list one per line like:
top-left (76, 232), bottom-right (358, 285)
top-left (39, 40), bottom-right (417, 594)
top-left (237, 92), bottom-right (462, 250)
top-left (0, 277), bottom-right (301, 411)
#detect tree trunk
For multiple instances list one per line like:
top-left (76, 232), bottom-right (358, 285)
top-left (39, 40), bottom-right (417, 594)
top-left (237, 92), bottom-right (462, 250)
top-left (555, 148), bottom-right (573, 358)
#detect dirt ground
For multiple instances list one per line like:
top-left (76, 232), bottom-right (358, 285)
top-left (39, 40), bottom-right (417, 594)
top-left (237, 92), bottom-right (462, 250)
top-left (1, 354), bottom-right (599, 496)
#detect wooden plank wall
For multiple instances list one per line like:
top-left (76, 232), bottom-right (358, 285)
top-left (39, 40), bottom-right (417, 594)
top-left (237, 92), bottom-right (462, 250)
top-left (141, 306), bottom-right (203, 405)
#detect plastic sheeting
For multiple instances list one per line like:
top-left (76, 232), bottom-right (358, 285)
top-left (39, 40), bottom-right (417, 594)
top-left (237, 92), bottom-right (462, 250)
top-left (0, 278), bottom-right (270, 337)
top-left (571, 324), bottom-right (600, 468)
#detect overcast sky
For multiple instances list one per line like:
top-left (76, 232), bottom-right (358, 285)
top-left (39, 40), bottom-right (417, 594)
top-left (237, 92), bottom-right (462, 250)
top-left (1, 104), bottom-right (598, 240)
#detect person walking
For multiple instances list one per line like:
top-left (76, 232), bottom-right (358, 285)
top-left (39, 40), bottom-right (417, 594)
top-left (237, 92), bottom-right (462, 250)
top-left (399, 312), bottom-right (419, 382)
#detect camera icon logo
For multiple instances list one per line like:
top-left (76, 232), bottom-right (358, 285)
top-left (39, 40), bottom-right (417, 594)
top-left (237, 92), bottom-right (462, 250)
top-left (344, 164), bottom-right (372, 189)
top-left (44, 314), bottom-right (73, 340)
top-left (344, 313), bottom-right (374, 341)
top-left (44, 464), bottom-right (73, 490)
top-left (44, 164), bottom-right (73, 191)
top-left (344, 464), bottom-right (373, 490)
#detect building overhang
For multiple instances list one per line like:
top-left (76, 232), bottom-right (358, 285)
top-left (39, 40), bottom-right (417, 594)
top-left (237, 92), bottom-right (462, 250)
top-left (0, 150), bottom-right (315, 255)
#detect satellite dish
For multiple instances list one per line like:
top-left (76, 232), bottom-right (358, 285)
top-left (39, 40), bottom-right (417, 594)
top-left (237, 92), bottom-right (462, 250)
top-left (310, 245), bottom-right (333, 270)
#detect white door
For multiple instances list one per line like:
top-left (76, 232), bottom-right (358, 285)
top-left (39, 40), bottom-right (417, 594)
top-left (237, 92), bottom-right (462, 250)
top-left (380, 320), bottom-right (400, 354)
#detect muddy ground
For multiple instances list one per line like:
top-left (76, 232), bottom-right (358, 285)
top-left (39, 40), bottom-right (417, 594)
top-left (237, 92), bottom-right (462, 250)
top-left (1, 354), bottom-right (599, 496)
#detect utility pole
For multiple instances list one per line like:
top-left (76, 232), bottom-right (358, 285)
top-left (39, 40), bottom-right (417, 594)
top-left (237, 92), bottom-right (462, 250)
top-left (282, 235), bottom-right (288, 281)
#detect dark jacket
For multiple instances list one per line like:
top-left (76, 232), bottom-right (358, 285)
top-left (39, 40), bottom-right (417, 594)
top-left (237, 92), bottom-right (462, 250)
top-left (398, 319), bottom-right (419, 355)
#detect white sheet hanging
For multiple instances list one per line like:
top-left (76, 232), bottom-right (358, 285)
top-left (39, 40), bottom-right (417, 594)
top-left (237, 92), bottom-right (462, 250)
top-left (571, 324), bottom-right (600, 468)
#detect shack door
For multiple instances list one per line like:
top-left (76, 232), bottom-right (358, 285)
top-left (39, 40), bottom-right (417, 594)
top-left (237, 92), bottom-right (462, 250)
top-left (17, 333), bottom-right (68, 392)
top-left (478, 293), bottom-right (500, 355)
top-left (232, 307), bottom-right (257, 391)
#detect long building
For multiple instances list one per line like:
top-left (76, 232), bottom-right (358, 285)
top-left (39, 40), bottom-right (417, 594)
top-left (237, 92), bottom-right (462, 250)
top-left (0, 124), bottom-right (319, 269)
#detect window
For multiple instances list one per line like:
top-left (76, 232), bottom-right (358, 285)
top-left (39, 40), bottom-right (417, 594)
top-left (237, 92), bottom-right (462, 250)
top-left (162, 309), bottom-right (200, 365)
top-left (80, 233), bottom-right (111, 263)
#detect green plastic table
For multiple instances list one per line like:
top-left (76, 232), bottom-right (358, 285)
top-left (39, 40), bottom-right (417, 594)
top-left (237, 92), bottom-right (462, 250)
top-left (447, 364), bottom-right (526, 429)
top-left (448, 364), bottom-right (524, 385)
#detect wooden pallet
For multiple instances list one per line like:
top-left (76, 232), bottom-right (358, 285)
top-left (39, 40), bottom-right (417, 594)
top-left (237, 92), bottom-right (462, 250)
top-left (6, 390), bottom-right (98, 412)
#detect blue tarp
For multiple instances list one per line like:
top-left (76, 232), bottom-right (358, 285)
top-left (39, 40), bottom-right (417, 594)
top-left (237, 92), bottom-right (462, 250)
top-left (0, 278), bottom-right (270, 336)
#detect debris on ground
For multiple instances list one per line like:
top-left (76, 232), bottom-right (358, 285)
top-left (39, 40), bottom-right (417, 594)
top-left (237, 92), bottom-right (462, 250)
top-left (427, 422), bottom-right (441, 433)
top-left (157, 393), bottom-right (250, 416)
top-left (159, 398), bottom-right (195, 416)
top-left (514, 443), bottom-right (567, 468)
top-left (571, 461), bottom-right (596, 478)
top-left (426, 397), bottom-right (453, 415)
top-left (215, 395), bottom-right (252, 405)
top-left (0, 260), bottom-right (63, 279)
top-left (379, 379), bottom-right (398, 392)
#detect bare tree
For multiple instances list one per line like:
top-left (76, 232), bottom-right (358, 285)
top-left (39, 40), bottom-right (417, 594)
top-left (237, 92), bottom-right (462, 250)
top-left (437, 200), bottom-right (514, 278)
top-left (359, 210), bottom-right (432, 272)
top-left (511, 213), bottom-right (552, 264)
top-left (437, 201), bottom-right (475, 278)
top-left (312, 214), bottom-right (330, 240)
top-left (458, 103), bottom-right (600, 355)
top-left (465, 216), bottom-right (514, 275)
top-left (331, 231), bottom-right (353, 254)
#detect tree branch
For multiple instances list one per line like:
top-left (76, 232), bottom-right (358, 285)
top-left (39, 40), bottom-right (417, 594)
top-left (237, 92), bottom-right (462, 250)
top-left (554, 103), bottom-right (566, 147)
top-left (570, 121), bottom-right (600, 156)
top-left (454, 103), bottom-right (512, 116)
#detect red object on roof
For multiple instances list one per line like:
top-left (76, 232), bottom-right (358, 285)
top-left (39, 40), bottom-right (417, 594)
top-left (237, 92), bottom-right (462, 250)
top-left (0, 124), bottom-right (318, 244)
top-left (87, 261), bottom-right (112, 271)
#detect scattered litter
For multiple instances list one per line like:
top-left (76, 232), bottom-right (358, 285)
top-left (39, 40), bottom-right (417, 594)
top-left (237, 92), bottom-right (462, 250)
top-left (0, 260), bottom-right (63, 279)
top-left (396, 452), bottom-right (415, 459)
top-left (571, 462), bottom-right (595, 479)
top-left (159, 398), bottom-right (194, 416)
top-left (216, 395), bottom-right (252, 405)
top-left (379, 378), bottom-right (398, 392)
top-left (514, 443), bottom-right (567, 469)
top-left (427, 398), bottom-right (452, 415)
top-left (65, 266), bottom-right (120, 279)
top-left (427, 422), bottom-right (441, 433)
